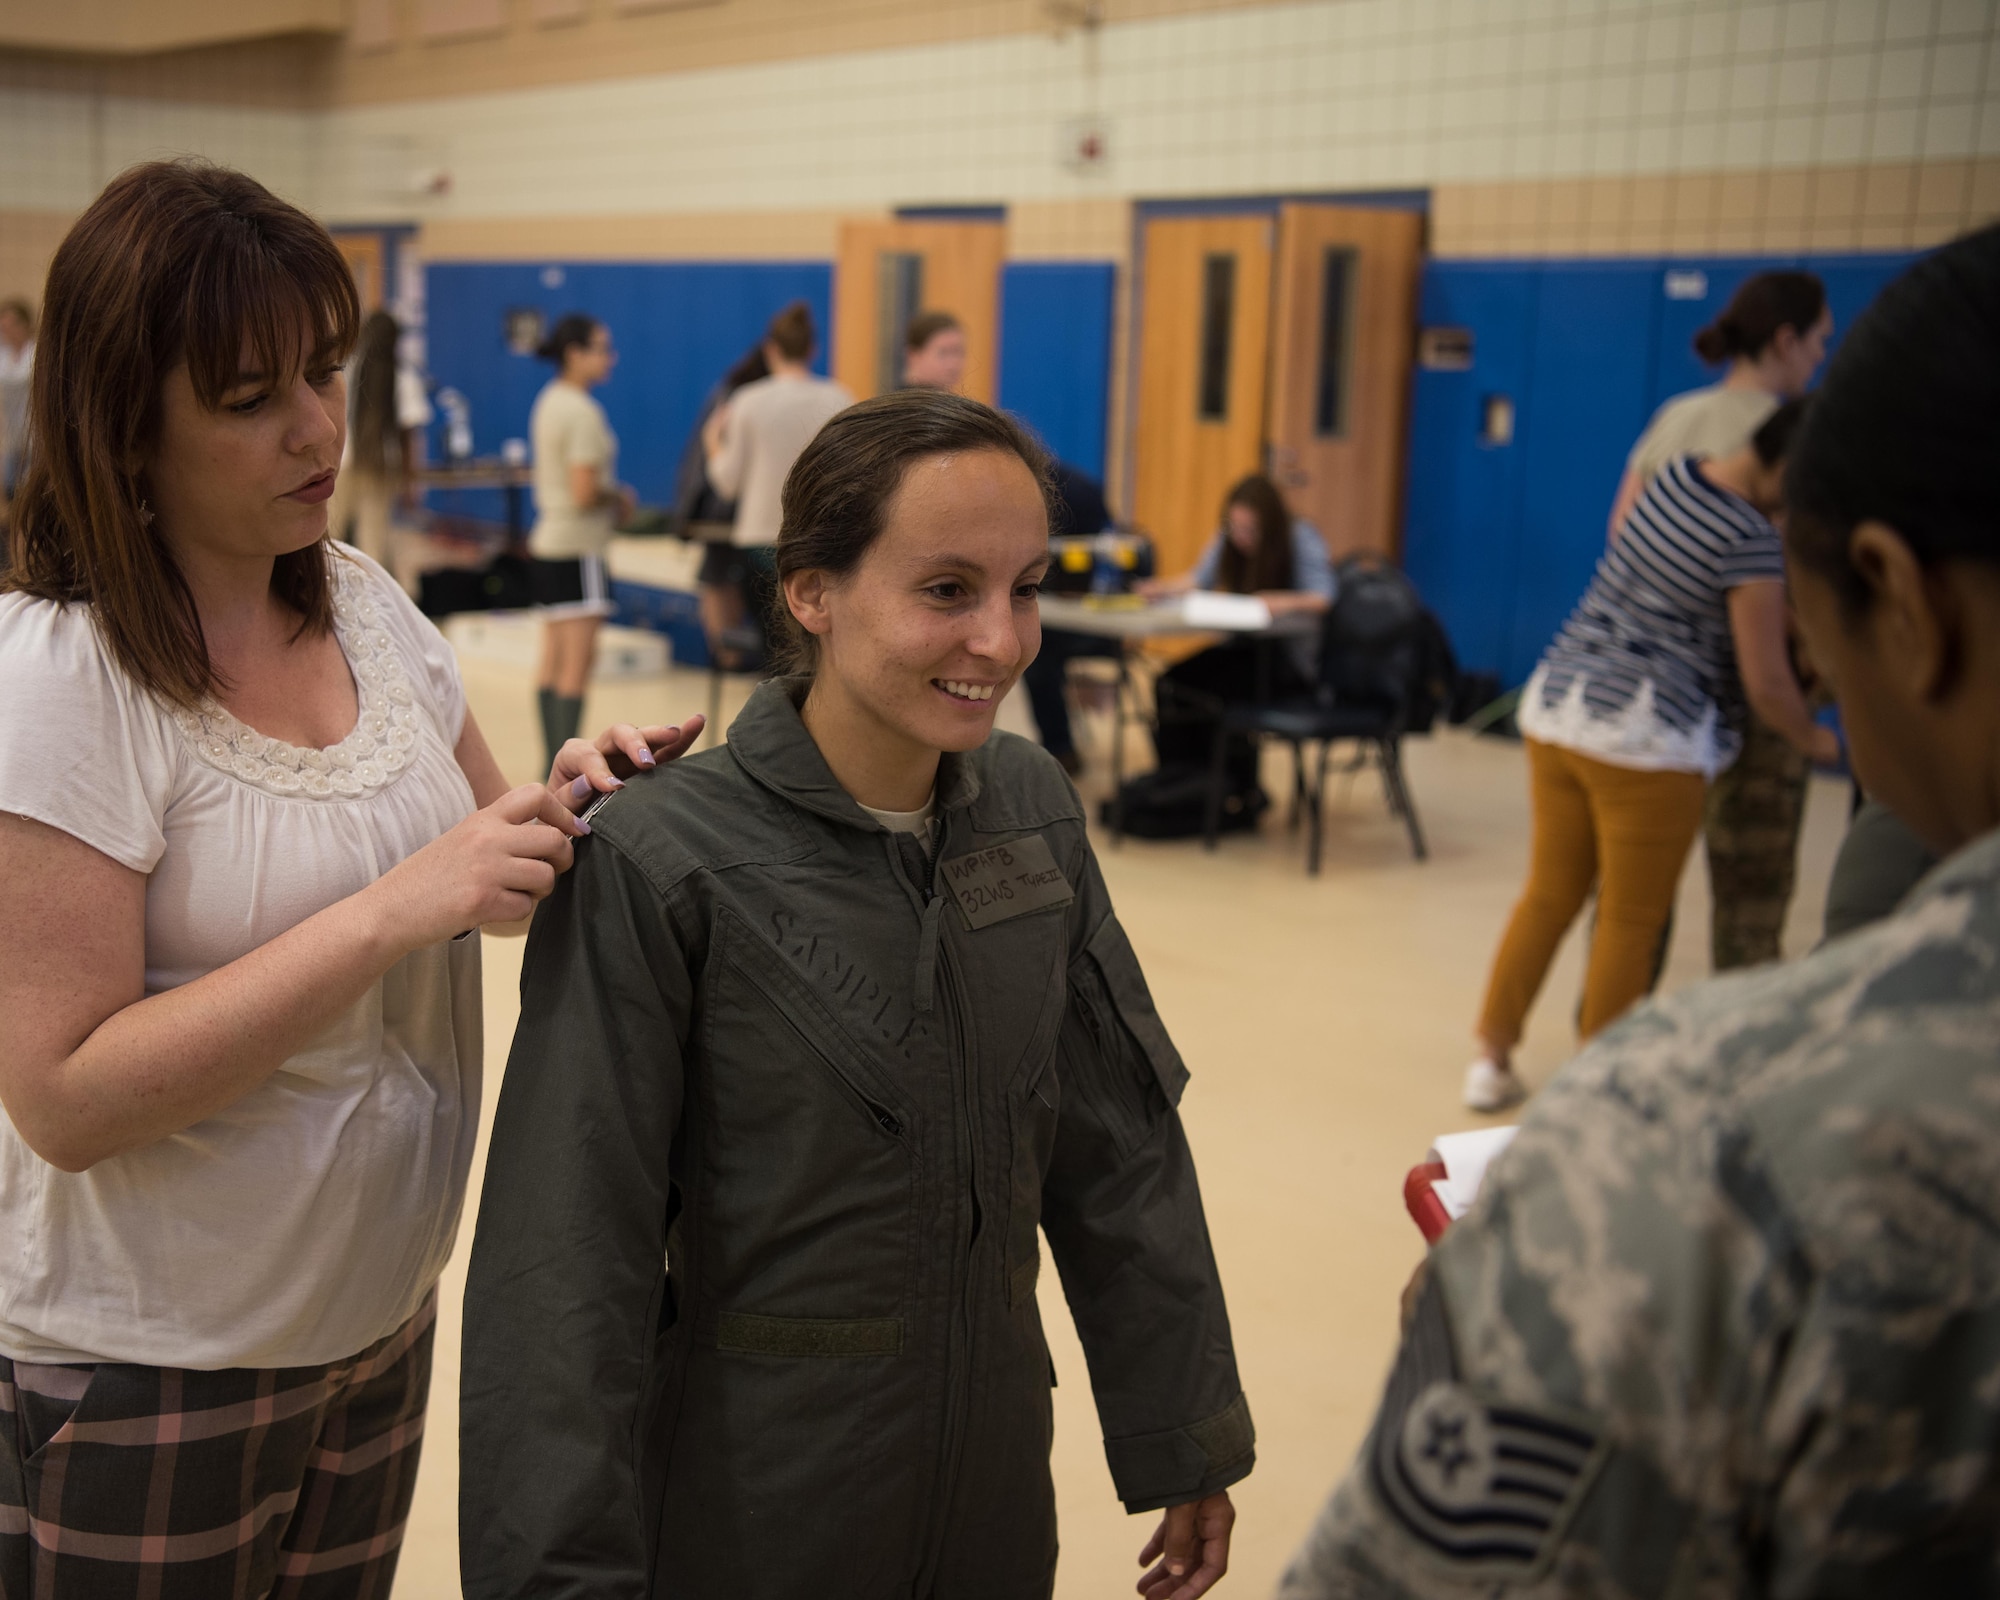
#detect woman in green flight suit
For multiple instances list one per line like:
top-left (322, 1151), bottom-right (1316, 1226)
top-left (461, 390), bottom-right (1252, 1600)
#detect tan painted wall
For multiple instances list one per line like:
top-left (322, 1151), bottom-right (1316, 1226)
top-left (1432, 159), bottom-right (2000, 259)
top-left (13, 158), bottom-right (1992, 504)
top-left (419, 207), bottom-right (859, 260)
top-left (1008, 199), bottom-right (1132, 264)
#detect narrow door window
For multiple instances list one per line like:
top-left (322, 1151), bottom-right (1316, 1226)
top-left (877, 252), bottom-right (924, 392)
top-left (1197, 252), bottom-right (1236, 420)
top-left (1315, 247), bottom-right (1357, 438)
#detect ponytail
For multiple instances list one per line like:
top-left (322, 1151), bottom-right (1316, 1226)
top-left (536, 312), bottom-right (600, 367)
top-left (1693, 270), bottom-right (1827, 364)
top-left (765, 301), bottom-right (815, 363)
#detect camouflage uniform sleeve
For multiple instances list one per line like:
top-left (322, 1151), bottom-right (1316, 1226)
top-left (1276, 1002), bottom-right (1809, 1600)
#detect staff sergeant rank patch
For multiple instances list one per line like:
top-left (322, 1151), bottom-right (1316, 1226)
top-left (939, 836), bottom-right (1074, 930)
top-left (1370, 1275), bottom-right (1604, 1579)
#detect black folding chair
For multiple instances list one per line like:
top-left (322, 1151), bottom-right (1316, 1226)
top-left (1201, 565), bottom-right (1438, 874)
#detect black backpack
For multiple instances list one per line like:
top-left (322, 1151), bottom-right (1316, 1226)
top-left (1098, 763), bottom-right (1267, 840)
top-left (1326, 557), bottom-right (1458, 734)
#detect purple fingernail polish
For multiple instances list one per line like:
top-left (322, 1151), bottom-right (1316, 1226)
top-left (570, 775), bottom-right (592, 800)
top-left (638, 749), bottom-right (656, 766)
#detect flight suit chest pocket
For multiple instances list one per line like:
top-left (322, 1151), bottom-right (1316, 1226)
top-left (1060, 915), bottom-right (1190, 1163)
top-left (698, 911), bottom-right (916, 1317)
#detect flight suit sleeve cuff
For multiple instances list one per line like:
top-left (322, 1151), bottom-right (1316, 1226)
top-left (1106, 1392), bottom-right (1256, 1514)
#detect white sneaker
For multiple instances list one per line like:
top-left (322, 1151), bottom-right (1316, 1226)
top-left (1462, 1058), bottom-right (1527, 1113)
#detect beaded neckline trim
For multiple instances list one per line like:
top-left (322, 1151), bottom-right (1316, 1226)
top-left (172, 556), bottom-right (421, 801)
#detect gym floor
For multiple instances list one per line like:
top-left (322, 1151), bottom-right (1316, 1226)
top-left (398, 651), bottom-right (1851, 1598)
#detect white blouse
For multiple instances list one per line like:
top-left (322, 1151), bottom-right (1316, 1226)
top-left (0, 549), bottom-right (482, 1370)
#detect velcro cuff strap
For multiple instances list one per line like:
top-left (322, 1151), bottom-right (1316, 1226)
top-left (712, 1313), bottom-right (903, 1358)
top-left (1104, 1393), bottom-right (1256, 1506)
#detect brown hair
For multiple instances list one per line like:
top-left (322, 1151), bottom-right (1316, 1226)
top-left (1692, 271), bottom-right (1826, 364)
top-left (349, 309), bottom-right (404, 477)
top-left (1215, 474), bottom-right (1296, 594)
top-left (765, 300), bottom-right (816, 363)
top-left (535, 312), bottom-right (601, 367)
top-left (4, 160), bottom-right (358, 709)
top-left (904, 309), bottom-right (962, 353)
top-left (772, 388), bottom-right (1051, 674)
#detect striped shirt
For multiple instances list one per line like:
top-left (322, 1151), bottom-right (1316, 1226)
top-left (1517, 456), bottom-right (1784, 777)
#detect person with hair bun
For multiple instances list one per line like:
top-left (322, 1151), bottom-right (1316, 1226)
top-left (698, 298), bottom-right (851, 667)
top-left (1608, 271), bottom-right (1836, 979)
top-left (1609, 271), bottom-right (1831, 538)
top-left (465, 387), bottom-right (1251, 1600)
top-left (1282, 222), bottom-right (2000, 1600)
top-left (0, 161), bottom-right (694, 1596)
top-left (528, 311), bottom-right (637, 766)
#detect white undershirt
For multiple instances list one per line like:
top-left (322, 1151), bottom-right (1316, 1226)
top-left (862, 792), bottom-right (938, 855)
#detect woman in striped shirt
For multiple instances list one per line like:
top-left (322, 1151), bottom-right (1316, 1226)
top-left (1464, 400), bottom-right (1838, 1112)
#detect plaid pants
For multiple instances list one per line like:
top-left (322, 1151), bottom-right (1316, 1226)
top-left (0, 1297), bottom-right (432, 1600)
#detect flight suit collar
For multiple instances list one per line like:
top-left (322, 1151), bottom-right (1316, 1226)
top-left (726, 676), bottom-right (985, 833)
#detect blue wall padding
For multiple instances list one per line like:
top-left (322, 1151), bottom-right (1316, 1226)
top-left (997, 262), bottom-right (1117, 486)
top-left (1506, 261), bottom-right (1662, 680)
top-left (1401, 265), bottom-right (1539, 682)
top-left (422, 260), bottom-right (833, 522)
top-left (1403, 249), bottom-right (1917, 687)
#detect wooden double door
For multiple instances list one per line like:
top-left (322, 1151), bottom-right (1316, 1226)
top-left (1133, 205), bottom-right (1423, 577)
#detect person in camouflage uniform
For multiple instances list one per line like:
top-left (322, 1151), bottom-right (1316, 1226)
top-left (1278, 224), bottom-right (2000, 1597)
top-left (1703, 708), bottom-right (1811, 969)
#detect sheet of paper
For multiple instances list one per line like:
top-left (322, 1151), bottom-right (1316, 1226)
top-left (1181, 591), bottom-right (1273, 631)
top-left (1427, 1125), bottom-right (1521, 1220)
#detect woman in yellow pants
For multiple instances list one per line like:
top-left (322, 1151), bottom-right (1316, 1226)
top-left (1465, 404), bottom-right (1837, 1111)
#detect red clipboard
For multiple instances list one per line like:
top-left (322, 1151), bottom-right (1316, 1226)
top-left (1404, 1160), bottom-right (1453, 1244)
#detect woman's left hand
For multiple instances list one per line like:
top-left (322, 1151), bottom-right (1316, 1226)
top-left (547, 716), bottom-right (707, 812)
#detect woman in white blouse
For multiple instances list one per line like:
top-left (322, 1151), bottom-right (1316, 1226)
top-left (0, 163), bottom-right (696, 1594)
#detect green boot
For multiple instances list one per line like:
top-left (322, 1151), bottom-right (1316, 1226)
top-left (536, 686), bottom-right (560, 772)
top-left (549, 694), bottom-right (585, 771)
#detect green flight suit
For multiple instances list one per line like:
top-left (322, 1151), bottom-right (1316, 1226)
top-left (461, 679), bottom-right (1252, 1599)
top-left (1280, 825), bottom-right (2000, 1598)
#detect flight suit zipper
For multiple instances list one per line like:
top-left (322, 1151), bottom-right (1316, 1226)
top-left (906, 825), bottom-right (984, 1589)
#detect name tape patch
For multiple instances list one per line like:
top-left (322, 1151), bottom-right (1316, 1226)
top-left (938, 836), bottom-right (1074, 930)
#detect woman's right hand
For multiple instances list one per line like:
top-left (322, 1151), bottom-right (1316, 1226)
top-left (369, 784), bottom-right (587, 952)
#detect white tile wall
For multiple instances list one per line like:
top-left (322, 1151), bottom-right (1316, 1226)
top-left (0, 0), bottom-right (1994, 227)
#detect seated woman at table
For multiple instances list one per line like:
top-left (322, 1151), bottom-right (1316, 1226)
top-left (1139, 472), bottom-right (1336, 793)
